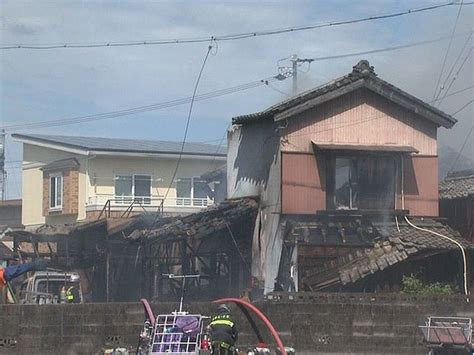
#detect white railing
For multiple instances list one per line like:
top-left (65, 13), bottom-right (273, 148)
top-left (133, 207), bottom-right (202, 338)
top-left (87, 194), bottom-right (213, 209)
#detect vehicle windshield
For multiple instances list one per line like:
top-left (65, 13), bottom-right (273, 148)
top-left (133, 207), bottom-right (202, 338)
top-left (35, 279), bottom-right (81, 303)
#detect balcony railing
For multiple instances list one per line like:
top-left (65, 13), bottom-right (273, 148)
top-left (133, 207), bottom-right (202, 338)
top-left (87, 194), bottom-right (213, 210)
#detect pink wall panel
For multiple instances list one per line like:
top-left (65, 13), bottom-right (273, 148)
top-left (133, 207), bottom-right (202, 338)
top-left (282, 152), bottom-right (326, 214)
top-left (282, 90), bottom-right (438, 156)
top-left (402, 156), bottom-right (439, 216)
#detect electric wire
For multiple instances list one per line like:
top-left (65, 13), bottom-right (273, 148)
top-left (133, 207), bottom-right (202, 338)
top-left (451, 99), bottom-right (474, 116)
top-left (265, 82), bottom-right (291, 97)
top-left (1, 76), bottom-right (280, 131)
top-left (1, 2), bottom-right (468, 50)
top-left (429, 84), bottom-right (474, 103)
top-left (434, 31), bottom-right (472, 105)
top-left (432, 0), bottom-right (465, 101)
top-left (435, 46), bottom-right (473, 106)
top-left (224, 220), bottom-right (251, 273)
top-left (2, 34), bottom-right (470, 132)
top-left (448, 125), bottom-right (474, 174)
top-left (208, 127), bottom-right (229, 171)
top-left (306, 32), bottom-right (472, 62)
top-left (151, 41), bottom-right (213, 227)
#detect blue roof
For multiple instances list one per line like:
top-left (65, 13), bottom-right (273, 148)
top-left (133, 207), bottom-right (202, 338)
top-left (13, 134), bottom-right (226, 157)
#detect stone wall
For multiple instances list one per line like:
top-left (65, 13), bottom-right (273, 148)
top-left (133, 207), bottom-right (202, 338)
top-left (0, 293), bottom-right (472, 354)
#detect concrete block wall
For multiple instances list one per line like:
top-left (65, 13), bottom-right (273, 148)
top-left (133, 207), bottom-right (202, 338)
top-left (0, 293), bottom-right (472, 354)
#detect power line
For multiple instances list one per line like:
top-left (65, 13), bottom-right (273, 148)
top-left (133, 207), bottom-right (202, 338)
top-left (153, 41), bottom-right (214, 227)
top-left (264, 82), bottom-right (291, 97)
top-left (448, 125), bottom-right (474, 174)
top-left (8, 96), bottom-right (471, 172)
top-left (1, 76), bottom-right (281, 131)
top-left (434, 31), bottom-right (472, 105)
top-left (451, 99), bottom-right (474, 116)
top-left (1, 2), bottom-right (468, 50)
top-left (307, 32), bottom-right (472, 62)
top-left (3, 32), bottom-right (469, 132)
top-left (429, 84), bottom-right (474, 103)
top-left (432, 0), bottom-right (465, 101)
top-left (435, 46), bottom-right (473, 106)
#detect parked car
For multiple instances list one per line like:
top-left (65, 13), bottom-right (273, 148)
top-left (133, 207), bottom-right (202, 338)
top-left (18, 271), bottom-right (83, 304)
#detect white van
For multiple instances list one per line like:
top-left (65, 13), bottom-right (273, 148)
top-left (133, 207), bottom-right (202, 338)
top-left (18, 271), bottom-right (83, 304)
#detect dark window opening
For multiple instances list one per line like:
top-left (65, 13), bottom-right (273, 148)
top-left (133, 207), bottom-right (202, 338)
top-left (328, 154), bottom-right (396, 210)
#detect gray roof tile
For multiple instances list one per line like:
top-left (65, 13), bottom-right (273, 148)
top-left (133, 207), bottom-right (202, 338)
top-left (232, 60), bottom-right (456, 128)
top-left (439, 171), bottom-right (474, 200)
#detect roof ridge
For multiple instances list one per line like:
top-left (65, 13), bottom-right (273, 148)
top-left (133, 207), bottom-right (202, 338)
top-left (19, 133), bottom-right (225, 146)
top-left (443, 175), bottom-right (474, 181)
top-left (232, 60), bottom-right (456, 128)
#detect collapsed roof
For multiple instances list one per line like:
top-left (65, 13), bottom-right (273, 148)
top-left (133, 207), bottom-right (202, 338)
top-left (127, 197), bottom-right (258, 244)
top-left (10, 219), bottom-right (107, 239)
top-left (291, 216), bottom-right (472, 291)
top-left (233, 60), bottom-right (456, 129)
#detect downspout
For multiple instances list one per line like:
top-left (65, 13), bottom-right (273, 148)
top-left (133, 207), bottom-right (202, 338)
top-left (404, 215), bottom-right (469, 299)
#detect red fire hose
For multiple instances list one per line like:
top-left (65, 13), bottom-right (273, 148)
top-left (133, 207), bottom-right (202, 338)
top-left (140, 298), bottom-right (156, 326)
top-left (213, 297), bottom-right (286, 355)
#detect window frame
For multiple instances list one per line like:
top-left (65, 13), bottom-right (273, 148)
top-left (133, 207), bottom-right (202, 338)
top-left (327, 152), bottom-right (398, 211)
top-left (49, 173), bottom-right (63, 211)
top-left (113, 173), bottom-right (152, 204)
top-left (132, 174), bottom-right (152, 204)
top-left (176, 176), bottom-right (211, 206)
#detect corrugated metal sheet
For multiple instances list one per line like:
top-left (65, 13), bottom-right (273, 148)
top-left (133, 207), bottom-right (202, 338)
top-left (282, 152), bottom-right (326, 214)
top-left (282, 90), bottom-right (437, 156)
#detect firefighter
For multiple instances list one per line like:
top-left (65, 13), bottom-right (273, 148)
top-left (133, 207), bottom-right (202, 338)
top-left (60, 286), bottom-right (67, 303)
top-left (209, 304), bottom-right (238, 355)
top-left (65, 286), bottom-right (76, 303)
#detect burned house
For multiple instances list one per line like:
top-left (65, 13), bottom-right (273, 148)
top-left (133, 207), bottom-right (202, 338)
top-left (126, 198), bottom-right (258, 302)
top-left (228, 60), bottom-right (473, 294)
top-left (8, 220), bottom-right (109, 301)
top-left (8, 61), bottom-right (472, 302)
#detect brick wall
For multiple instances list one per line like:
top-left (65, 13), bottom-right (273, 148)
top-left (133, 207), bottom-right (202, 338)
top-left (0, 293), bottom-right (472, 354)
top-left (42, 168), bottom-right (79, 217)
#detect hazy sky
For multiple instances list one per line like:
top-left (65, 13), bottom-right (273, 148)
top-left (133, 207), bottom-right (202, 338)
top-left (1, 0), bottom-right (473, 198)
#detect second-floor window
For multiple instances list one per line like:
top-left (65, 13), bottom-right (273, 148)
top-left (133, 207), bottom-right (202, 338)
top-left (114, 174), bottom-right (151, 204)
top-left (176, 177), bottom-right (209, 206)
top-left (50, 174), bottom-right (63, 210)
top-left (328, 155), bottom-right (396, 210)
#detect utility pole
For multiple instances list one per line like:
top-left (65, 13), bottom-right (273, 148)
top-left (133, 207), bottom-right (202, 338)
top-left (289, 54), bottom-right (314, 95)
top-left (0, 130), bottom-right (5, 200)
top-left (291, 54), bottom-right (298, 95)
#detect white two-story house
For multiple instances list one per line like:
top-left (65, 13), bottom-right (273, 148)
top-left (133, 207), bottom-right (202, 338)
top-left (12, 134), bottom-right (226, 228)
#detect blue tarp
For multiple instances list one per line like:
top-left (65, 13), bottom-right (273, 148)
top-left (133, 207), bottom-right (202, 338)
top-left (3, 259), bottom-right (47, 281)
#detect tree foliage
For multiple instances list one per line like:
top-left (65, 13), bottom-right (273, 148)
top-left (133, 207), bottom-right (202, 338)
top-left (401, 274), bottom-right (454, 295)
